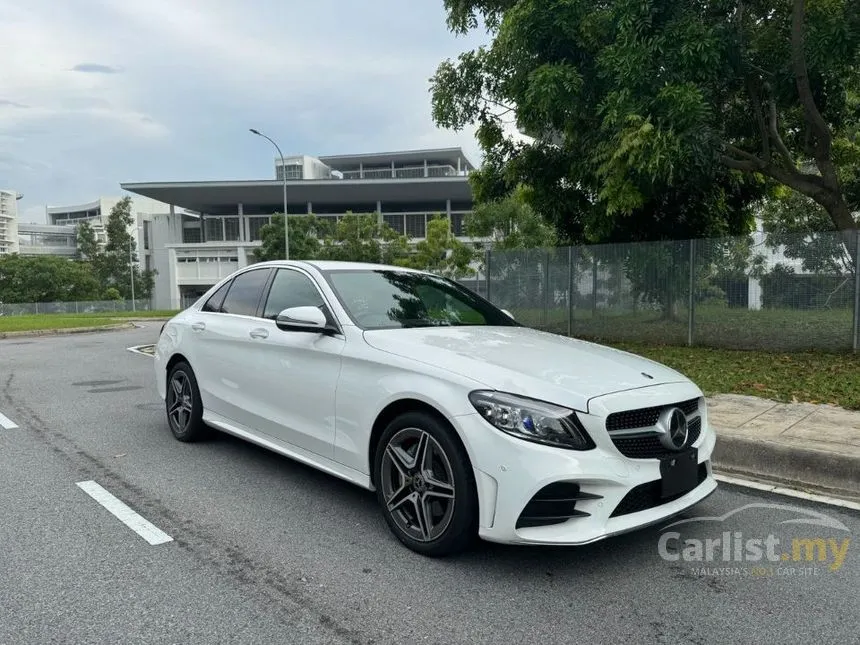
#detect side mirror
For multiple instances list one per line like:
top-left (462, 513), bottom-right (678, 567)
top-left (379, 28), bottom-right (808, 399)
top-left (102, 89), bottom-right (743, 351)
top-left (501, 309), bottom-right (515, 320)
top-left (276, 306), bottom-right (329, 333)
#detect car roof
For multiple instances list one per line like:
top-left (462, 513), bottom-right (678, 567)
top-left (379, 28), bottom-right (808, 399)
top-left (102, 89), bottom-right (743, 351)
top-left (252, 260), bottom-right (429, 273)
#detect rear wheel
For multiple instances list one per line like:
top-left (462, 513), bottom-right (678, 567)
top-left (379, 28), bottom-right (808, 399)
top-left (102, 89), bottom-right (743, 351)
top-left (374, 411), bottom-right (478, 557)
top-left (165, 362), bottom-right (208, 442)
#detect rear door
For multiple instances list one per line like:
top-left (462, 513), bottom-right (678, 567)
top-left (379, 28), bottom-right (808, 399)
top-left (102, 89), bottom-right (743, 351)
top-left (187, 267), bottom-right (272, 423)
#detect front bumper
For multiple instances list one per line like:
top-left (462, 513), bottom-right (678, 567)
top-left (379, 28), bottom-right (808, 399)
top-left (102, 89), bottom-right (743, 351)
top-left (454, 383), bottom-right (717, 546)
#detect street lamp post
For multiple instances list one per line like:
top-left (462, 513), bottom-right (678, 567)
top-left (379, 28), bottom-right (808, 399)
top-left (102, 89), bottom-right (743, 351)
top-left (129, 238), bottom-right (136, 312)
top-left (249, 128), bottom-right (289, 260)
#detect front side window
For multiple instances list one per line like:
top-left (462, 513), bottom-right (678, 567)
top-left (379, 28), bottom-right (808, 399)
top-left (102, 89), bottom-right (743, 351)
top-left (262, 269), bottom-right (325, 319)
top-left (219, 268), bottom-right (271, 317)
top-left (323, 269), bottom-right (518, 330)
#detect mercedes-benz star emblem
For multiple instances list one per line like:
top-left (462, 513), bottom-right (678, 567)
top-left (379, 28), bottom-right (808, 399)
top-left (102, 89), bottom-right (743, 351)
top-left (656, 407), bottom-right (689, 451)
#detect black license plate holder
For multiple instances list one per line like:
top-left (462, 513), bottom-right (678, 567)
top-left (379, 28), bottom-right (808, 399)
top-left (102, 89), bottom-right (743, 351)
top-left (659, 449), bottom-right (699, 498)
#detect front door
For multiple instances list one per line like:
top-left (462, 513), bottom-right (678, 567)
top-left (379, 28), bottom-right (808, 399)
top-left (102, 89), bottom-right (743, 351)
top-left (243, 267), bottom-right (345, 459)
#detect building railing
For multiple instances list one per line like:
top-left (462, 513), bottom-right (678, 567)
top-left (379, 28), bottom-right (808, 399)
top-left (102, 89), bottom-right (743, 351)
top-left (339, 165), bottom-right (459, 180)
top-left (191, 211), bottom-right (474, 243)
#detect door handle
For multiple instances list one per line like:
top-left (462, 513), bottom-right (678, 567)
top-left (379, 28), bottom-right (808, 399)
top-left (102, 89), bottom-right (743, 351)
top-left (191, 322), bottom-right (206, 332)
top-left (249, 328), bottom-right (269, 339)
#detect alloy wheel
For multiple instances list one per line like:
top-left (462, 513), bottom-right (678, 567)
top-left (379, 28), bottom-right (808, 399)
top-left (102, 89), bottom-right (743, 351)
top-left (167, 370), bottom-right (194, 433)
top-left (380, 427), bottom-right (456, 543)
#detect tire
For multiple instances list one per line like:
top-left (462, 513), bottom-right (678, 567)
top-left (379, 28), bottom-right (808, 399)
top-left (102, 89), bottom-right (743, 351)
top-left (165, 361), bottom-right (208, 442)
top-left (374, 410), bottom-right (478, 557)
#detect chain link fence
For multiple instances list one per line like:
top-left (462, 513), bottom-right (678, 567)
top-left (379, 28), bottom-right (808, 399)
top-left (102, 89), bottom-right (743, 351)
top-left (3, 229), bottom-right (858, 352)
top-left (0, 299), bottom-right (154, 316)
top-left (482, 230), bottom-right (860, 352)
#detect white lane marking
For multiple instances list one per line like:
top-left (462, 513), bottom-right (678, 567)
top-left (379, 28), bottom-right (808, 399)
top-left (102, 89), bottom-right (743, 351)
top-left (0, 411), bottom-right (19, 430)
top-left (126, 344), bottom-right (156, 357)
top-left (715, 473), bottom-right (860, 511)
top-left (76, 480), bottom-right (173, 545)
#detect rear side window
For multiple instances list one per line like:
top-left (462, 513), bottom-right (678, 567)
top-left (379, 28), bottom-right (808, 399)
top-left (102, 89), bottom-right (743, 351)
top-left (201, 281), bottom-right (232, 313)
top-left (220, 269), bottom-right (272, 317)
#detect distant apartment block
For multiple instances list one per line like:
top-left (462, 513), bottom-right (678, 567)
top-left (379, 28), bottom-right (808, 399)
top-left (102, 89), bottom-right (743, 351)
top-left (0, 190), bottom-right (21, 255)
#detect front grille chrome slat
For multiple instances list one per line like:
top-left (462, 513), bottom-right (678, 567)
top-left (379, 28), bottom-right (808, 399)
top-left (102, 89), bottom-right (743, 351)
top-left (606, 397), bottom-right (700, 432)
top-left (605, 398), bottom-right (704, 460)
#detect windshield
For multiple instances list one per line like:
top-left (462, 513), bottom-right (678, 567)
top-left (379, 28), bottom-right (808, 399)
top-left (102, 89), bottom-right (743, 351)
top-left (323, 269), bottom-right (518, 330)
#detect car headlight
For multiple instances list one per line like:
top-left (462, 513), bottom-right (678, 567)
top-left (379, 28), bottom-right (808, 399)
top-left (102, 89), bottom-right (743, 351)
top-left (468, 391), bottom-right (595, 450)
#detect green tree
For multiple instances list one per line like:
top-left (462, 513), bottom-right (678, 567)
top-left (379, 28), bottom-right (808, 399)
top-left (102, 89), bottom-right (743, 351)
top-left (400, 216), bottom-right (477, 278)
top-left (465, 192), bottom-right (557, 249)
top-left (0, 255), bottom-right (101, 303)
top-left (318, 213), bottom-right (410, 265)
top-left (91, 197), bottom-right (155, 300)
top-left (76, 221), bottom-right (100, 261)
top-left (431, 0), bottom-right (859, 247)
top-left (253, 214), bottom-right (333, 262)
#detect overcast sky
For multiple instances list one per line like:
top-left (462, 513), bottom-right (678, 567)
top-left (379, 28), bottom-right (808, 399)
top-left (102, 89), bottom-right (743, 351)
top-left (0, 1), bottom-right (489, 222)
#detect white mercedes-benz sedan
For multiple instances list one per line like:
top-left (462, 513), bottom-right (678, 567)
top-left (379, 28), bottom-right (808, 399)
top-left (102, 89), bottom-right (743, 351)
top-left (154, 260), bottom-right (717, 556)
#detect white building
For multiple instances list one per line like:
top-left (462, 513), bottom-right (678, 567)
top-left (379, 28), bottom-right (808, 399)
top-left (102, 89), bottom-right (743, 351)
top-left (0, 190), bottom-right (21, 255)
top-left (17, 223), bottom-right (77, 256)
top-left (45, 195), bottom-right (171, 253)
top-left (122, 147), bottom-right (477, 309)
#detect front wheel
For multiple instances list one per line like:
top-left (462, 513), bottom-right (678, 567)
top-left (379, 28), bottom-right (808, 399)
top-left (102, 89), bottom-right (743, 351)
top-left (165, 361), bottom-right (208, 442)
top-left (374, 411), bottom-right (478, 557)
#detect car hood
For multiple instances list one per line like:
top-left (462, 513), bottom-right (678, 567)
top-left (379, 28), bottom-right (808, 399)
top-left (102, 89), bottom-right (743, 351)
top-left (362, 325), bottom-right (690, 412)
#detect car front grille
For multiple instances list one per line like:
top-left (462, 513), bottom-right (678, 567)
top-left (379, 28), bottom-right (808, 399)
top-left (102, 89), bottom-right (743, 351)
top-left (606, 397), bottom-right (700, 432)
top-left (610, 462), bottom-right (709, 518)
top-left (610, 417), bottom-right (702, 459)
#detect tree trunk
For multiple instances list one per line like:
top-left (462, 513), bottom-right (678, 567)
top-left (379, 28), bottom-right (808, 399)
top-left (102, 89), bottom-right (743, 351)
top-left (821, 197), bottom-right (859, 270)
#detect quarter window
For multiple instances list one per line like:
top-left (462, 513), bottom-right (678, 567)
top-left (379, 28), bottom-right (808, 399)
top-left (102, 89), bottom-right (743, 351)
top-left (201, 281), bottom-right (232, 313)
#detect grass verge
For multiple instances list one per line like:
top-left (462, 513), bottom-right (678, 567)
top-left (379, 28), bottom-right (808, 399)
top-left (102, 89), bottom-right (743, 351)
top-left (0, 316), bottom-right (124, 333)
top-left (0, 310), bottom-right (178, 334)
top-left (610, 342), bottom-right (860, 410)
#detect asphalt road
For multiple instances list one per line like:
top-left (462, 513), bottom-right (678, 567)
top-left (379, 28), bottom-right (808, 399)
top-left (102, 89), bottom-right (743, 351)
top-left (1, 325), bottom-right (858, 645)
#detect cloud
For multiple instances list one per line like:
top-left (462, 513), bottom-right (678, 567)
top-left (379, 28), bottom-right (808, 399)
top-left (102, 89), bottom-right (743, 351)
top-left (0, 0), bottom-right (489, 212)
top-left (71, 63), bottom-right (123, 74)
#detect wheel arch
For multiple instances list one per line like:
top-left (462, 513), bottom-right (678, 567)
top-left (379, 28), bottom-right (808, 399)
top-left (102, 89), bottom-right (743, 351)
top-left (368, 398), bottom-right (471, 489)
top-left (166, 352), bottom-right (191, 375)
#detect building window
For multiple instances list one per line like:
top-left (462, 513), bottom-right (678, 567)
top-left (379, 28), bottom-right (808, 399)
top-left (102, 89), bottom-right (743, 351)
top-left (276, 165), bottom-right (303, 180)
top-left (143, 221), bottom-right (151, 250)
top-left (383, 214), bottom-right (404, 234)
top-left (183, 227), bottom-right (201, 243)
top-left (224, 217), bottom-right (240, 241)
top-left (248, 216), bottom-right (270, 241)
top-left (204, 218), bottom-right (223, 242)
top-left (451, 213), bottom-right (465, 236)
top-left (404, 213), bottom-right (426, 238)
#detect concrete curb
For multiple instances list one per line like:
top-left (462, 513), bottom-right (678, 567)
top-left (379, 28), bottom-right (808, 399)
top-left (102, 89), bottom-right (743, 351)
top-left (0, 322), bottom-right (137, 340)
top-left (711, 432), bottom-right (860, 501)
